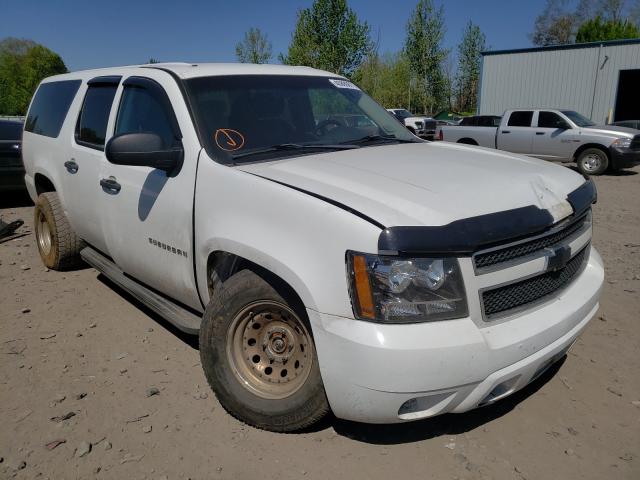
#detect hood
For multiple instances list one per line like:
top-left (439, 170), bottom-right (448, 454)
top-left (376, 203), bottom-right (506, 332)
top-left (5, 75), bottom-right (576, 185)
top-left (583, 125), bottom-right (639, 138)
top-left (237, 142), bottom-right (585, 228)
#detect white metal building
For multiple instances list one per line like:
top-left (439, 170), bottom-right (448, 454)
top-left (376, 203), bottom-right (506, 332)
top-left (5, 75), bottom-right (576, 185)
top-left (478, 39), bottom-right (640, 124)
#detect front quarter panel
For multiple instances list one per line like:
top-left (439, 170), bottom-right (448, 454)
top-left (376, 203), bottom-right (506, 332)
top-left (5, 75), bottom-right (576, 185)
top-left (194, 154), bottom-right (382, 317)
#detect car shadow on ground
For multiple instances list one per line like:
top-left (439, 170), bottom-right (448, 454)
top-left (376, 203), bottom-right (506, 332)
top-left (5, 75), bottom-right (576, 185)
top-left (96, 274), bottom-right (200, 350)
top-left (0, 190), bottom-right (33, 209)
top-left (323, 358), bottom-right (566, 444)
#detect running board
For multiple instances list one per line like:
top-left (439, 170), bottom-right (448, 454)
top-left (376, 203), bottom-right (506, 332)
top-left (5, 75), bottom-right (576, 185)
top-left (80, 247), bottom-right (201, 335)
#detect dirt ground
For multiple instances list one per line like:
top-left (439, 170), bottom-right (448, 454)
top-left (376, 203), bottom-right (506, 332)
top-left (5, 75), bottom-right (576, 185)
top-left (1, 165), bottom-right (639, 480)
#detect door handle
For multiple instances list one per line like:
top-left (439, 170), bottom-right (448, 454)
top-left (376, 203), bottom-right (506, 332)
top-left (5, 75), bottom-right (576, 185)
top-left (100, 177), bottom-right (121, 194)
top-left (536, 132), bottom-right (546, 135)
top-left (64, 160), bottom-right (79, 174)
top-left (501, 130), bottom-right (511, 134)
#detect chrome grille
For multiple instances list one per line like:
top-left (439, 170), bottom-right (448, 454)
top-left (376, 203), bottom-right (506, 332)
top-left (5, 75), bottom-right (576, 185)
top-left (481, 245), bottom-right (589, 319)
top-left (474, 212), bottom-right (589, 270)
top-left (631, 135), bottom-right (640, 150)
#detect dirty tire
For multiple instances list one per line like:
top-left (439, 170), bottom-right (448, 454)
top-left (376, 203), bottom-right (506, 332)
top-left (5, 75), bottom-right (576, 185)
top-left (199, 269), bottom-right (329, 432)
top-left (33, 192), bottom-right (85, 270)
top-left (577, 148), bottom-right (609, 176)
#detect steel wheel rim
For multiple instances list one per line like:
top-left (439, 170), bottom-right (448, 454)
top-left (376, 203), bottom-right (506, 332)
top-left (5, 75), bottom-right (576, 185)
top-left (226, 301), bottom-right (313, 400)
top-left (582, 153), bottom-right (602, 172)
top-left (36, 211), bottom-right (52, 256)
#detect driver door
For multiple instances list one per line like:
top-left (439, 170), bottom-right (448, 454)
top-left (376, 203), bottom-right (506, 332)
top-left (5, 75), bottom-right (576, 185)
top-left (98, 73), bottom-right (202, 310)
top-left (531, 111), bottom-right (578, 162)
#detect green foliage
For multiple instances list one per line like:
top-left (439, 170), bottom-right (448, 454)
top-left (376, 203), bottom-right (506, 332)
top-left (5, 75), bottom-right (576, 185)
top-left (404, 0), bottom-right (449, 114)
top-left (0, 38), bottom-right (67, 115)
top-left (235, 28), bottom-right (273, 64)
top-left (280, 0), bottom-right (372, 77)
top-left (352, 52), bottom-right (413, 109)
top-left (455, 21), bottom-right (486, 113)
top-left (575, 15), bottom-right (640, 41)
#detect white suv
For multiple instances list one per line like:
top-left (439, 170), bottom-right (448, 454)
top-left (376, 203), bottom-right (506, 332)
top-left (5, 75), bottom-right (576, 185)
top-left (22, 63), bottom-right (604, 432)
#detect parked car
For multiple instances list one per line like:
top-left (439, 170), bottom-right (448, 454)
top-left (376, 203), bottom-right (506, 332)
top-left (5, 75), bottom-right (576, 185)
top-left (437, 109), bottom-right (640, 175)
top-left (0, 119), bottom-right (25, 191)
top-left (386, 108), bottom-right (436, 138)
top-left (23, 64), bottom-right (603, 432)
top-left (610, 119), bottom-right (640, 130)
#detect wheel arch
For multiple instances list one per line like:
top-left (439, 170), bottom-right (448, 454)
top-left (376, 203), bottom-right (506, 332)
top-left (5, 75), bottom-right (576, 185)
top-left (457, 138), bottom-right (478, 145)
top-left (34, 173), bottom-right (56, 195)
top-left (204, 248), bottom-right (313, 317)
top-left (572, 143), bottom-right (611, 162)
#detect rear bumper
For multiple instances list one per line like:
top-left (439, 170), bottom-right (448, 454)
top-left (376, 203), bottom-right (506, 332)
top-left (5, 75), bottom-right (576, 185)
top-left (310, 248), bottom-right (604, 423)
top-left (610, 147), bottom-right (640, 170)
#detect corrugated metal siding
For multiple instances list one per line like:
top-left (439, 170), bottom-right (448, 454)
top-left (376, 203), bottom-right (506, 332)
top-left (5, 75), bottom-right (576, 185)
top-left (479, 43), bottom-right (640, 123)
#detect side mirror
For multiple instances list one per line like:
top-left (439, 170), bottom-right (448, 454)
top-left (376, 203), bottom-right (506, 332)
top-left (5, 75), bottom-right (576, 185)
top-left (105, 133), bottom-right (183, 173)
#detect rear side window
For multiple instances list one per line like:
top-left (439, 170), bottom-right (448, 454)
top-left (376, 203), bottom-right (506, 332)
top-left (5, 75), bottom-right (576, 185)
top-left (76, 84), bottom-right (118, 149)
top-left (0, 122), bottom-right (23, 140)
top-left (25, 80), bottom-right (81, 138)
top-left (507, 111), bottom-right (533, 127)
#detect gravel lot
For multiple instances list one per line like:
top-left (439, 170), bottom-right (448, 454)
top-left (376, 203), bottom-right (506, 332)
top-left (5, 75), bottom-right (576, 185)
top-left (1, 165), bottom-right (639, 480)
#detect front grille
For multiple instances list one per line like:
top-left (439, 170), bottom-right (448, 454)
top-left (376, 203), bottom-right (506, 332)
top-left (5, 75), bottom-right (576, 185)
top-left (481, 245), bottom-right (589, 319)
top-left (631, 135), bottom-right (640, 150)
top-left (474, 213), bottom-right (588, 270)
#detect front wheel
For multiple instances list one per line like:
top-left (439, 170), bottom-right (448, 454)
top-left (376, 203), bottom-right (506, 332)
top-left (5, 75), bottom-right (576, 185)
top-left (577, 148), bottom-right (609, 176)
top-left (199, 270), bottom-right (329, 432)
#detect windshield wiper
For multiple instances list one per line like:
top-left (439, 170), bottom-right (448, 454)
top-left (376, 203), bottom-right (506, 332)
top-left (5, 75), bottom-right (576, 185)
top-left (346, 134), bottom-right (418, 145)
top-left (231, 143), bottom-right (359, 160)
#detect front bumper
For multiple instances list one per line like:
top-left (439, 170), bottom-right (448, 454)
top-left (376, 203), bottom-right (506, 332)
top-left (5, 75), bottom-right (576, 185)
top-left (310, 248), bottom-right (604, 423)
top-left (610, 147), bottom-right (640, 170)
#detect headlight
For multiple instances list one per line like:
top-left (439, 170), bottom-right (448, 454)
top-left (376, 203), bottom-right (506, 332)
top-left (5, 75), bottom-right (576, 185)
top-left (346, 252), bottom-right (468, 323)
top-left (612, 137), bottom-right (632, 148)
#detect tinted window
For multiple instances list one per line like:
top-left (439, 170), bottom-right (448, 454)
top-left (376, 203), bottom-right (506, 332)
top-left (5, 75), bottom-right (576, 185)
top-left (115, 85), bottom-right (178, 148)
top-left (0, 121), bottom-right (23, 140)
top-left (76, 85), bottom-right (118, 149)
top-left (25, 80), bottom-right (81, 138)
top-left (538, 111), bottom-right (567, 129)
top-left (459, 117), bottom-right (477, 126)
top-left (507, 111), bottom-right (533, 127)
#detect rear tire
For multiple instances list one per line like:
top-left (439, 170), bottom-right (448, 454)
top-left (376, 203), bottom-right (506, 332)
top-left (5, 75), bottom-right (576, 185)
top-left (33, 192), bottom-right (85, 270)
top-left (576, 148), bottom-right (609, 176)
top-left (199, 270), bottom-right (329, 432)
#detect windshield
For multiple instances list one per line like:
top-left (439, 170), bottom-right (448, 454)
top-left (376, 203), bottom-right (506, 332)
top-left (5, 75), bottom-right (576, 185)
top-left (186, 75), bottom-right (418, 163)
top-left (394, 109), bottom-right (412, 119)
top-left (561, 110), bottom-right (596, 127)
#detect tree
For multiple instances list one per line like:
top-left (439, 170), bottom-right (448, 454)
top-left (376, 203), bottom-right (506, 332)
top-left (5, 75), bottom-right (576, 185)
top-left (531, 0), bottom-right (577, 46)
top-left (575, 15), bottom-right (640, 41)
top-left (147, 58), bottom-right (160, 64)
top-left (0, 38), bottom-right (67, 115)
top-left (280, 0), bottom-right (372, 77)
top-left (404, 0), bottom-right (449, 114)
top-left (352, 52), bottom-right (412, 109)
top-left (235, 28), bottom-right (272, 64)
top-left (454, 21), bottom-right (486, 113)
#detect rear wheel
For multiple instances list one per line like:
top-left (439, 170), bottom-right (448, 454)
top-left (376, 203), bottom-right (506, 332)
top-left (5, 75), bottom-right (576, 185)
top-left (199, 270), bottom-right (329, 432)
top-left (33, 192), bottom-right (85, 270)
top-left (577, 148), bottom-right (609, 176)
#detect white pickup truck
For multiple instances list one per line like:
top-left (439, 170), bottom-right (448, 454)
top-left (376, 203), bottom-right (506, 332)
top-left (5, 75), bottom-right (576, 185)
top-left (437, 109), bottom-right (640, 176)
top-left (22, 64), bottom-right (603, 432)
top-left (387, 108), bottom-right (436, 139)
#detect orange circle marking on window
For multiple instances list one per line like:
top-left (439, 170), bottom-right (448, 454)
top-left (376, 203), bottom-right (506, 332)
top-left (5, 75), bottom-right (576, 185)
top-left (215, 128), bottom-right (245, 151)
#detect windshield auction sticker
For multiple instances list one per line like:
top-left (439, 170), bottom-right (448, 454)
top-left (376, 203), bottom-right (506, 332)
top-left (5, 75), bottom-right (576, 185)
top-left (215, 128), bottom-right (245, 151)
top-left (328, 79), bottom-right (360, 90)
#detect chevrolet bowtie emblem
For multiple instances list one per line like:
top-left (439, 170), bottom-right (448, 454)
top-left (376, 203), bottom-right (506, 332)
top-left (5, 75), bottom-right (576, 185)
top-left (545, 245), bottom-right (572, 271)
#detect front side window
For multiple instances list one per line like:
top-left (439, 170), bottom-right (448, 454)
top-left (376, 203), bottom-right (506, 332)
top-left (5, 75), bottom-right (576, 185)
top-left (25, 80), bottom-right (81, 138)
top-left (507, 111), bottom-right (533, 127)
top-left (538, 111), bottom-right (568, 129)
top-left (186, 75), bottom-right (417, 164)
top-left (76, 84), bottom-right (118, 149)
top-left (115, 84), bottom-right (179, 148)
